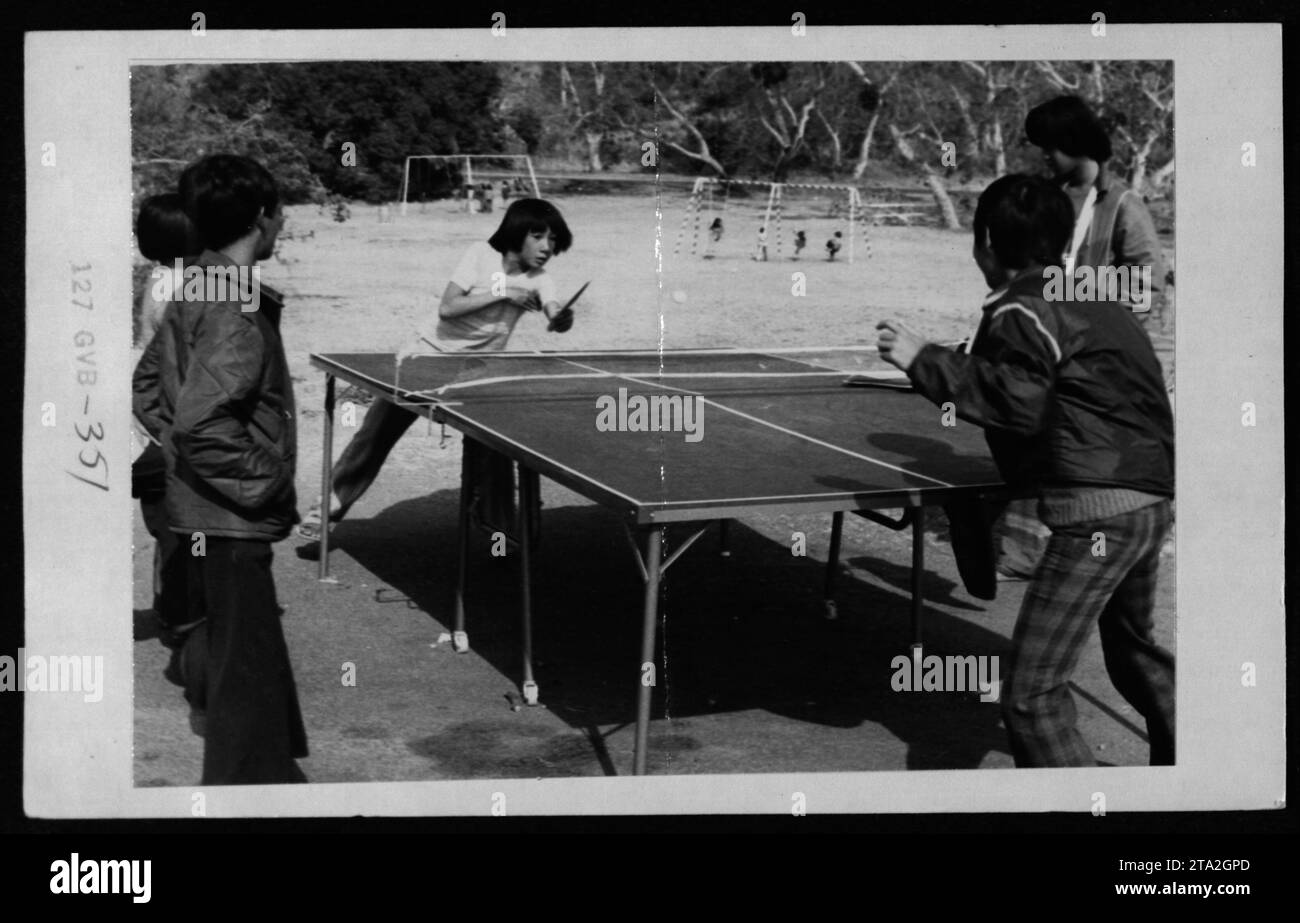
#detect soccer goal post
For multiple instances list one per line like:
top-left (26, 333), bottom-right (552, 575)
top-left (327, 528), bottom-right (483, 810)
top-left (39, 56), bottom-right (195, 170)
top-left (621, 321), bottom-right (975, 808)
top-left (399, 154), bottom-right (541, 215)
top-left (673, 177), bottom-right (866, 264)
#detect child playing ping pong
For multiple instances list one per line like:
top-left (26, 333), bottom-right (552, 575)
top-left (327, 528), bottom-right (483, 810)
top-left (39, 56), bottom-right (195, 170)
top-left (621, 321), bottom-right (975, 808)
top-left (876, 174), bottom-right (1174, 767)
top-left (298, 198), bottom-right (575, 539)
top-left (991, 95), bottom-right (1172, 582)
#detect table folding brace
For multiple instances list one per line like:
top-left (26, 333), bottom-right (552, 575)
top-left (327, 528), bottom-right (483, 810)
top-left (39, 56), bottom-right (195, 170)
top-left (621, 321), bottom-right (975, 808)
top-left (823, 504), bottom-right (927, 650)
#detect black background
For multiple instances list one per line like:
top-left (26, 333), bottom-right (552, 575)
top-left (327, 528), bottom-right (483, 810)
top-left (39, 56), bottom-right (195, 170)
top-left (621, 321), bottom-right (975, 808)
top-left (0, 0), bottom-right (1294, 900)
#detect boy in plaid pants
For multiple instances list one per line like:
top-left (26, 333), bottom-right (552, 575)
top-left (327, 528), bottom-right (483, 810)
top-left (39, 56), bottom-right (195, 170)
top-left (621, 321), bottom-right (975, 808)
top-left (876, 174), bottom-right (1174, 767)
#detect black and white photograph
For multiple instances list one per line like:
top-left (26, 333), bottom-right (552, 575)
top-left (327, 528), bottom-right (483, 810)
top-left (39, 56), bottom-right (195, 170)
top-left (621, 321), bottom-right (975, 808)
top-left (19, 21), bottom-right (1284, 818)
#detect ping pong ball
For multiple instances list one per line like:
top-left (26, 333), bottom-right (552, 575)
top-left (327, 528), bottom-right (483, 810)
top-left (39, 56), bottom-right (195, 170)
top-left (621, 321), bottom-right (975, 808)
top-left (672, 290), bottom-right (687, 304)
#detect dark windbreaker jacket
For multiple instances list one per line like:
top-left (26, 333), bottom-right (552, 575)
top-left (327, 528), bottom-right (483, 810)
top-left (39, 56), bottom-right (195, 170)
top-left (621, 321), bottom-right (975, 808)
top-left (907, 267), bottom-right (1174, 496)
top-left (133, 251), bottom-right (298, 540)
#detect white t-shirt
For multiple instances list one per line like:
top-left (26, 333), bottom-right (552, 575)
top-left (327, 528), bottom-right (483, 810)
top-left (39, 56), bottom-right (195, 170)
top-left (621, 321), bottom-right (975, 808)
top-left (138, 262), bottom-right (183, 349)
top-left (132, 262), bottom-right (184, 459)
top-left (429, 241), bottom-right (557, 351)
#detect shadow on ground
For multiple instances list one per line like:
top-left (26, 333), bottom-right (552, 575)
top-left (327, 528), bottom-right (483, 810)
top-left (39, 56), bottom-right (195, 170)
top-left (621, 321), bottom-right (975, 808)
top-left (313, 487), bottom-right (1015, 774)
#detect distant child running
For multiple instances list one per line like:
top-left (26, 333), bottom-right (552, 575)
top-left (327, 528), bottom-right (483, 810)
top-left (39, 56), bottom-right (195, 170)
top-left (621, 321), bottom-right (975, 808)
top-left (876, 174), bottom-right (1174, 767)
top-left (299, 198), bottom-right (575, 539)
top-left (704, 217), bottom-right (724, 260)
top-left (826, 231), bottom-right (842, 261)
top-left (793, 230), bottom-right (806, 259)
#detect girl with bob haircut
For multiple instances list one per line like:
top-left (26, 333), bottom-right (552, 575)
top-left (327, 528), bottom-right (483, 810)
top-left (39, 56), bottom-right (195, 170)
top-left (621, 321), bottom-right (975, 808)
top-left (1024, 95), bottom-right (1113, 165)
top-left (1022, 95), bottom-right (1163, 306)
top-left (487, 196), bottom-right (573, 255)
top-left (299, 197), bottom-right (576, 540)
top-left (135, 192), bottom-right (202, 347)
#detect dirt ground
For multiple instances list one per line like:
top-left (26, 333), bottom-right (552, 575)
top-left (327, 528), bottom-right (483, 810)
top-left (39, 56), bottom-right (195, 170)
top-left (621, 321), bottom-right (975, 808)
top-left (132, 191), bottom-right (1177, 785)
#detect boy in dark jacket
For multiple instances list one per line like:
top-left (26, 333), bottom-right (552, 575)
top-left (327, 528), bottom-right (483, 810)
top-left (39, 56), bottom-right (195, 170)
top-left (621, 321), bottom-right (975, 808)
top-left (133, 154), bottom-right (308, 785)
top-left (875, 174), bottom-right (1174, 767)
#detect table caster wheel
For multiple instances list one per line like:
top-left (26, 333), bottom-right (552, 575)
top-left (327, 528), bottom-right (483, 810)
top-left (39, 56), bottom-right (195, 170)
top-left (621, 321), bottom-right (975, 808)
top-left (522, 681), bottom-right (539, 706)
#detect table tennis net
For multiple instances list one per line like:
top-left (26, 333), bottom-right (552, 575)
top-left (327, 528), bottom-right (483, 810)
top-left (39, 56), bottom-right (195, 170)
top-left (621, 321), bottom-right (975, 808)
top-left (382, 347), bottom-right (913, 409)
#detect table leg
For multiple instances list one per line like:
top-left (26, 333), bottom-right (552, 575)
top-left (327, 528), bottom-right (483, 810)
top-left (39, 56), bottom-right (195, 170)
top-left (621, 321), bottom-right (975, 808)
top-left (518, 465), bottom-right (540, 705)
top-left (718, 519), bottom-right (731, 557)
top-left (823, 511), bottom-right (844, 619)
top-left (911, 506), bottom-right (925, 648)
top-left (317, 374), bottom-right (336, 581)
top-left (452, 439), bottom-right (471, 654)
top-left (633, 527), bottom-right (664, 775)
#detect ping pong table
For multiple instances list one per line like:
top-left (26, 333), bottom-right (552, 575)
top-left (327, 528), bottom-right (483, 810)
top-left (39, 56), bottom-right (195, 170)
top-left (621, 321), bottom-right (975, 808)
top-left (309, 348), bottom-right (1007, 775)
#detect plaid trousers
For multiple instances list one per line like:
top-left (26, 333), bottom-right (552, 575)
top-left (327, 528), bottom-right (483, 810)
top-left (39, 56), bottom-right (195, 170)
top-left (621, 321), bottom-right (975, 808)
top-left (1001, 500), bottom-right (1175, 767)
top-left (997, 497), bottom-right (1052, 576)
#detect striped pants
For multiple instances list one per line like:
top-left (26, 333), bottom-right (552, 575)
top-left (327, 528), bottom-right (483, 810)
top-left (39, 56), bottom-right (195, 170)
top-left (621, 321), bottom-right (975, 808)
top-left (1001, 500), bottom-right (1175, 767)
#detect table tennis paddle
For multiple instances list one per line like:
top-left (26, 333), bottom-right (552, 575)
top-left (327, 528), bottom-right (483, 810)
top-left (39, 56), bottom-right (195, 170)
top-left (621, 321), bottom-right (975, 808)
top-left (842, 370), bottom-right (913, 391)
top-left (548, 281), bottom-right (590, 331)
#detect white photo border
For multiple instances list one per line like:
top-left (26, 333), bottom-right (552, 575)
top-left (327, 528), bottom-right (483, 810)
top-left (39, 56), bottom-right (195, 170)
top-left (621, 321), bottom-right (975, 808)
top-left (22, 24), bottom-right (1285, 817)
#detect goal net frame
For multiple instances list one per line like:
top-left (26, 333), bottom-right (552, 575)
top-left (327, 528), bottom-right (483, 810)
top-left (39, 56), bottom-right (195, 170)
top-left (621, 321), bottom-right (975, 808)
top-left (399, 154), bottom-right (541, 214)
top-left (674, 177), bottom-right (864, 263)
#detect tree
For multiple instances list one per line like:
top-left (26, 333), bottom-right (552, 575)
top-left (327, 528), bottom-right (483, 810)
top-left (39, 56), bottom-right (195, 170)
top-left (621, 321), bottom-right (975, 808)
top-left (1027, 60), bottom-right (1174, 195)
top-left (1096, 62), bottom-right (1174, 195)
top-left (744, 62), bottom-right (829, 180)
top-left (840, 62), bottom-right (904, 179)
top-left (882, 63), bottom-right (975, 228)
top-left (888, 123), bottom-right (962, 229)
top-left (131, 64), bottom-right (321, 203)
top-left (191, 62), bottom-right (506, 202)
top-left (557, 63), bottom-right (613, 171)
top-left (637, 63), bottom-right (738, 177)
